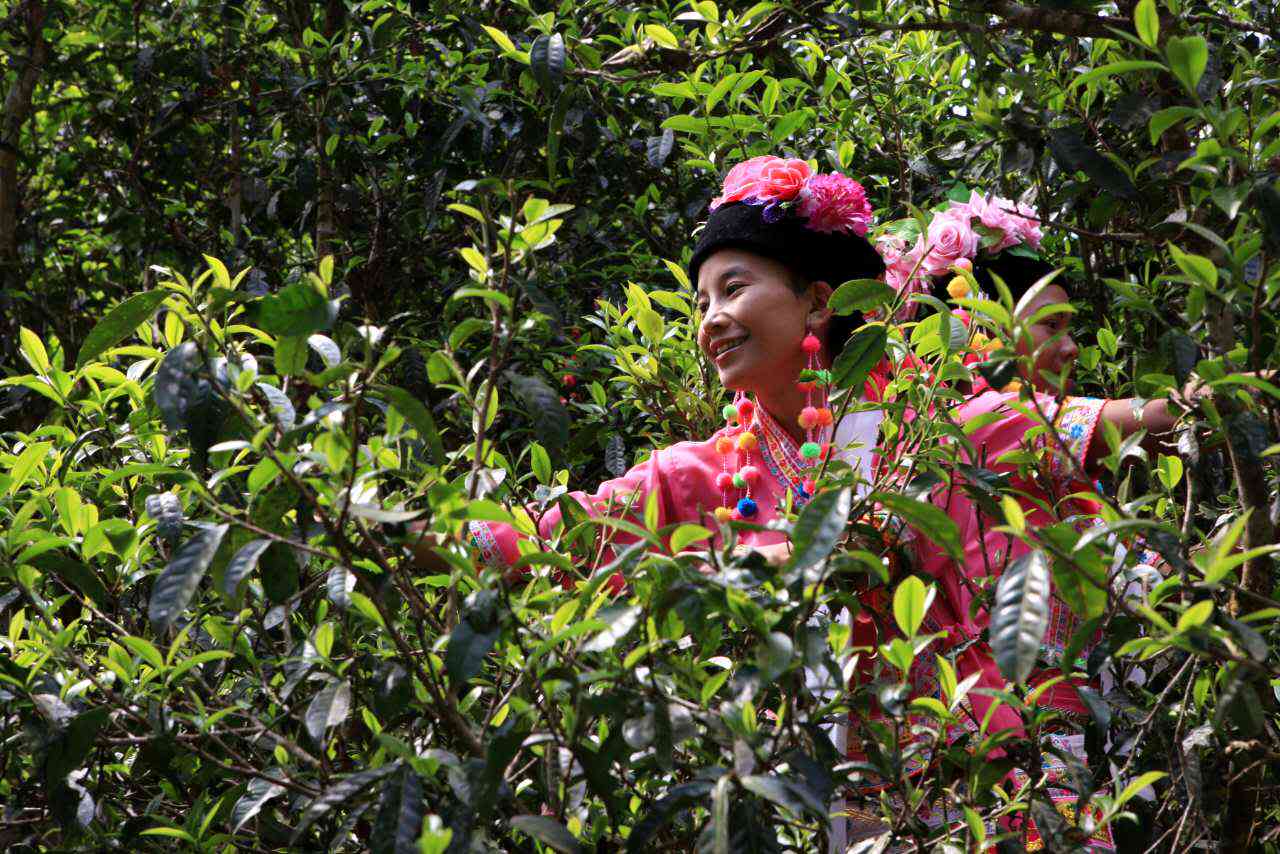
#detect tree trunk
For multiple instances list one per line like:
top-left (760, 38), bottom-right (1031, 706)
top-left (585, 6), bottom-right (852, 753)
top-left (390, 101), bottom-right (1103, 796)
top-left (0, 1), bottom-right (49, 291)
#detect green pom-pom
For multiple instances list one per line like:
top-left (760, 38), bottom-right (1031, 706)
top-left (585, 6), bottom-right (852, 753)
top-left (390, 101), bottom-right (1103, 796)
top-left (800, 442), bottom-right (821, 460)
top-left (732, 473), bottom-right (747, 489)
top-left (722, 404), bottom-right (738, 421)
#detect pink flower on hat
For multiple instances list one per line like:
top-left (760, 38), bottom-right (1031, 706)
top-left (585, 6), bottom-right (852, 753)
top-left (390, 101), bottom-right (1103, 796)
top-left (710, 155), bottom-right (813, 210)
top-left (798, 173), bottom-right (873, 235)
top-left (954, 192), bottom-right (1043, 253)
top-left (920, 210), bottom-right (980, 276)
top-left (1011, 201), bottom-right (1043, 249)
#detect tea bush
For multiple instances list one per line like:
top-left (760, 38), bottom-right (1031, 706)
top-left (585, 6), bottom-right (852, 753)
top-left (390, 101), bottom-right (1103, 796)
top-left (2, 0), bottom-right (1279, 851)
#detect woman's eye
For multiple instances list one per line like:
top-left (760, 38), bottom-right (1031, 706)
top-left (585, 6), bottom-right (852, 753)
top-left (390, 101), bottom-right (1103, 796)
top-left (726, 282), bottom-right (745, 295)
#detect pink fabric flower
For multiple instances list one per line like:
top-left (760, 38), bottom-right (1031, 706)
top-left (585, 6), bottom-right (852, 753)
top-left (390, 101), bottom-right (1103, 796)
top-left (797, 173), bottom-right (873, 235)
top-left (1012, 201), bottom-right (1043, 249)
top-left (957, 192), bottom-right (1042, 253)
top-left (710, 156), bottom-right (812, 210)
top-left (921, 210), bottom-right (980, 275)
top-left (880, 235), bottom-right (928, 318)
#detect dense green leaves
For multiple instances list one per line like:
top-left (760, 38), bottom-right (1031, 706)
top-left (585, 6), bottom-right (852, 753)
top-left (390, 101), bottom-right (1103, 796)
top-left (4, 0), bottom-right (1279, 849)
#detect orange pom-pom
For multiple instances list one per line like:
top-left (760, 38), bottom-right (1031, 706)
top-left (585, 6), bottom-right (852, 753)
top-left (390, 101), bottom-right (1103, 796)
top-left (817, 407), bottom-right (834, 427)
top-left (715, 436), bottom-right (733, 455)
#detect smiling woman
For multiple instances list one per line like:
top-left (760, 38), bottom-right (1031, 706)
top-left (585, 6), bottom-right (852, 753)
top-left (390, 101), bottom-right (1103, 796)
top-left (415, 156), bottom-right (888, 579)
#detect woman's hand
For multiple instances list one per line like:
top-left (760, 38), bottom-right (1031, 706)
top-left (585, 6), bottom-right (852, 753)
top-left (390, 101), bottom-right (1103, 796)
top-left (685, 541), bottom-right (794, 575)
top-left (406, 521), bottom-right (450, 572)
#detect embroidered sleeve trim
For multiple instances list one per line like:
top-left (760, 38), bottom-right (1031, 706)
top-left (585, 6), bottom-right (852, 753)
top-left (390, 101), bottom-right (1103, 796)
top-left (1051, 396), bottom-right (1105, 479)
top-left (468, 520), bottom-right (503, 567)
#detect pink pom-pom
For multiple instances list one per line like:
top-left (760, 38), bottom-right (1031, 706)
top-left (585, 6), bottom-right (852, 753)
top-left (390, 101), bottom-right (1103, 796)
top-left (740, 465), bottom-right (760, 485)
top-left (801, 334), bottom-right (822, 354)
top-left (798, 406), bottom-right (819, 429)
top-left (716, 472), bottom-right (734, 491)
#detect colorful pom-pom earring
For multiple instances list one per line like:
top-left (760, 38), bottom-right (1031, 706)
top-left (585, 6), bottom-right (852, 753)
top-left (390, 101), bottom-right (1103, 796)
top-left (714, 394), bottom-right (761, 522)
top-left (797, 329), bottom-right (833, 498)
top-left (712, 327), bottom-right (835, 526)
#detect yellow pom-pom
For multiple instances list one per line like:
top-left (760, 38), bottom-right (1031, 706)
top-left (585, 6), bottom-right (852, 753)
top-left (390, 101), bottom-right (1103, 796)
top-left (1000, 380), bottom-right (1023, 394)
top-left (947, 277), bottom-right (970, 299)
top-left (714, 506), bottom-right (733, 523)
top-left (737, 431), bottom-right (758, 451)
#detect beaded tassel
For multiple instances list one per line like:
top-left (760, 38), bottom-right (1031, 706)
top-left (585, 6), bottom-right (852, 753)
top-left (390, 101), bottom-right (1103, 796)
top-left (797, 332), bottom-right (833, 499)
top-left (714, 395), bottom-right (759, 522)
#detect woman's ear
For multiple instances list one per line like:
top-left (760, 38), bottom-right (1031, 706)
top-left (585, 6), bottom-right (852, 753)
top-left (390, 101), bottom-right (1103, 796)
top-left (808, 280), bottom-right (834, 330)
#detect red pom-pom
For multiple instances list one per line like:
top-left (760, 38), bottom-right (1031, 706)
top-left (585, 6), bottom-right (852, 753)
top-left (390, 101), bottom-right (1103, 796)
top-left (801, 334), bottom-right (822, 354)
top-left (740, 465), bottom-right (760, 485)
top-left (736, 399), bottom-right (755, 421)
top-left (802, 478), bottom-right (817, 494)
top-left (715, 472), bottom-right (734, 491)
top-left (820, 442), bottom-right (832, 460)
top-left (796, 381), bottom-right (816, 393)
top-left (817, 407), bottom-right (834, 427)
top-left (798, 406), bottom-right (820, 429)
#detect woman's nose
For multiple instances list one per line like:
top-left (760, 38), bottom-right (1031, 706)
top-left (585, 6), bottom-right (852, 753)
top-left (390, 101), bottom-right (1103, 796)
top-left (1060, 333), bottom-right (1079, 362)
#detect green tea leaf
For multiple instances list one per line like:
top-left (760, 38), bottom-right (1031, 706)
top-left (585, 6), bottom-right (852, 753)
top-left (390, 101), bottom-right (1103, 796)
top-left (77, 290), bottom-right (169, 368)
top-left (149, 523), bottom-right (229, 632)
top-left (990, 549), bottom-right (1052, 684)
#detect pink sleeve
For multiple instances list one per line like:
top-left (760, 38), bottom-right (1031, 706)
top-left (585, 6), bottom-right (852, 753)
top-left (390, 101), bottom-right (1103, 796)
top-left (964, 391), bottom-right (1104, 474)
top-left (468, 449), bottom-right (670, 571)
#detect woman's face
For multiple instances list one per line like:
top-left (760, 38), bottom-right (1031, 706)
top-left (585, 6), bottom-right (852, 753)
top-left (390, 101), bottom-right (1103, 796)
top-left (695, 249), bottom-right (823, 395)
top-left (1016, 283), bottom-right (1079, 392)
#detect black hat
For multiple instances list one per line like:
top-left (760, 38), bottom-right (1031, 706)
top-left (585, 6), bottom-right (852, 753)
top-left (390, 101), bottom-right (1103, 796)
top-left (688, 201), bottom-right (885, 288)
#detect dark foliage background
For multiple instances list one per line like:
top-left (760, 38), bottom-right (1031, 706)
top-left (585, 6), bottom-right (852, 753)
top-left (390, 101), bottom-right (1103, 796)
top-left (2, 0), bottom-right (1279, 851)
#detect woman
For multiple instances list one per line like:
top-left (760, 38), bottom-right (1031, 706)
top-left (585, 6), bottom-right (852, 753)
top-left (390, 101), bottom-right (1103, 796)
top-left (415, 155), bottom-right (889, 852)
top-left (434, 156), bottom-right (889, 578)
top-left (900, 205), bottom-right (1205, 849)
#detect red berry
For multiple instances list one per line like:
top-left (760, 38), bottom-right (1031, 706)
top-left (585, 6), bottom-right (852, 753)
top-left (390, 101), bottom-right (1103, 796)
top-left (562, 374), bottom-right (576, 387)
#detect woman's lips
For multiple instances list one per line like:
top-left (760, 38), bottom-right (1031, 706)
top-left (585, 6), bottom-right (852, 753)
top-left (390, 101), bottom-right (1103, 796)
top-left (713, 337), bottom-right (748, 365)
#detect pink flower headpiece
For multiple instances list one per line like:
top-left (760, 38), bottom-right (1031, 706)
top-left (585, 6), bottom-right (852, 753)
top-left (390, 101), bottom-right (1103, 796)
top-left (709, 155), bottom-right (873, 237)
top-left (875, 190), bottom-right (1043, 306)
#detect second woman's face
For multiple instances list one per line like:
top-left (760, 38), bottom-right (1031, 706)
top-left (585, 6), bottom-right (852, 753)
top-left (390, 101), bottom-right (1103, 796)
top-left (1016, 283), bottom-right (1079, 392)
top-left (695, 249), bottom-right (816, 395)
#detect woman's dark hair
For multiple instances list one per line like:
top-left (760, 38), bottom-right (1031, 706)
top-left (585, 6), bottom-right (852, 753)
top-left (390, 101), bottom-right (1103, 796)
top-left (929, 253), bottom-right (1064, 307)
